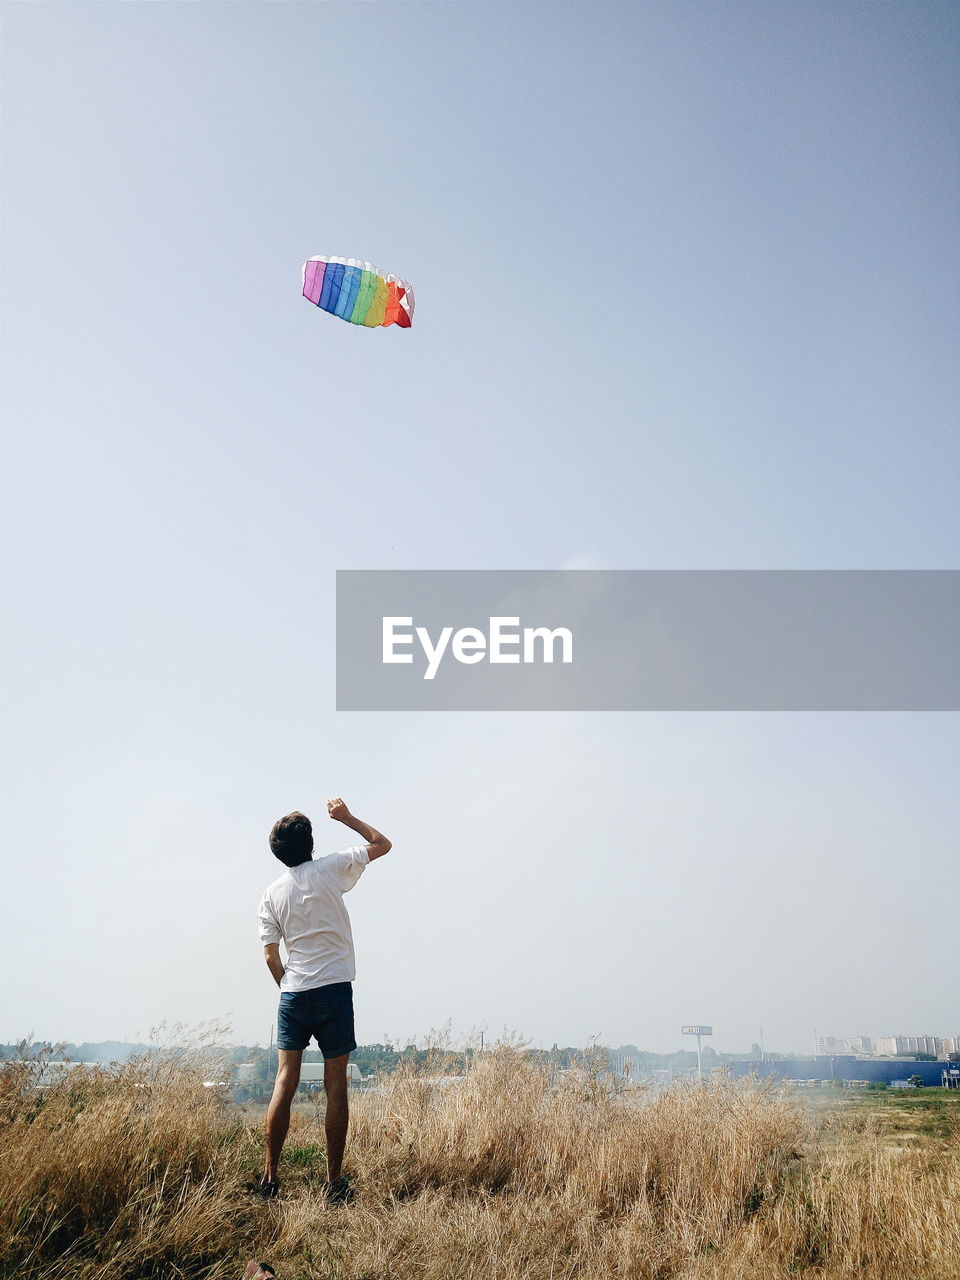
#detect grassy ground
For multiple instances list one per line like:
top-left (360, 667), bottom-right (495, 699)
top-left (801, 1085), bottom-right (960, 1142)
top-left (2, 1050), bottom-right (958, 1280)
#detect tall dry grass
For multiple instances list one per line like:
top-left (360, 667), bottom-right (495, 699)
top-left (1, 1043), bottom-right (957, 1279)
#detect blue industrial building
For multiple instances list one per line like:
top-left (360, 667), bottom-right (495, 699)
top-left (725, 1056), bottom-right (948, 1087)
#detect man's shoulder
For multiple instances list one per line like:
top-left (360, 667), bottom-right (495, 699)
top-left (314, 848), bottom-right (366, 867)
top-left (261, 866), bottom-right (293, 898)
top-left (261, 851), bottom-right (364, 897)
top-left (264, 854), bottom-right (336, 889)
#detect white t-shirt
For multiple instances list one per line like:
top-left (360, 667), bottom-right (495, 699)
top-left (257, 847), bottom-right (369, 992)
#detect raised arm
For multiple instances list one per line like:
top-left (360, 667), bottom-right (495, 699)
top-left (326, 797), bottom-right (392, 860)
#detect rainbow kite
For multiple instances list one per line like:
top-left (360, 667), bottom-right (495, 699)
top-left (302, 256), bottom-right (415, 328)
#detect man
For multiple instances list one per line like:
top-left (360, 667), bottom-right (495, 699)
top-left (252, 796), bottom-right (391, 1203)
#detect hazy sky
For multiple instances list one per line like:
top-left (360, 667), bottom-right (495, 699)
top-left (2, 2), bottom-right (957, 1055)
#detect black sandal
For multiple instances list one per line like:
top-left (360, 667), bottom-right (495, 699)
top-left (324, 1174), bottom-right (355, 1205)
top-left (246, 1177), bottom-right (280, 1199)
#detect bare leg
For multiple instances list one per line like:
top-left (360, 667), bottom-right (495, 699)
top-left (263, 1049), bottom-right (302, 1183)
top-left (323, 1053), bottom-right (350, 1181)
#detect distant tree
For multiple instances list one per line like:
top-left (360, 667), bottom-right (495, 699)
top-left (912, 1053), bottom-right (936, 1062)
top-left (353, 1044), bottom-right (402, 1076)
top-left (907, 1074), bottom-right (924, 1089)
top-left (248, 1048), bottom-right (272, 1083)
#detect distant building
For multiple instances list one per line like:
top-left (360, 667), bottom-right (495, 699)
top-left (815, 1035), bottom-right (873, 1056)
top-left (298, 1061), bottom-right (364, 1086)
top-left (728, 1058), bottom-right (947, 1087)
top-left (814, 1034), bottom-right (959, 1059)
top-left (875, 1035), bottom-right (953, 1057)
top-left (845, 1035), bottom-right (874, 1054)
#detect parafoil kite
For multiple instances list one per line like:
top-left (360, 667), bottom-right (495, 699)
top-left (302, 256), bottom-right (415, 328)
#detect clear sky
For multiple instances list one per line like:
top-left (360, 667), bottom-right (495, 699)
top-left (2, 2), bottom-right (957, 1054)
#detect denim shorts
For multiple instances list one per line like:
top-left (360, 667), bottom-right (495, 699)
top-left (276, 981), bottom-right (356, 1057)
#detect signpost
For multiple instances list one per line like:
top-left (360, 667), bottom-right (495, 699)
top-left (682, 1025), bottom-right (713, 1081)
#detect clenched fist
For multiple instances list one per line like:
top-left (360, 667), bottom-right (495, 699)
top-left (326, 797), bottom-right (351, 823)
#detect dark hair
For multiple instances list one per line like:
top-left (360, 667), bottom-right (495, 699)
top-left (269, 811), bottom-right (314, 867)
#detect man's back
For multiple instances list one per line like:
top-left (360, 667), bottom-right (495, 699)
top-left (258, 847), bottom-right (369, 991)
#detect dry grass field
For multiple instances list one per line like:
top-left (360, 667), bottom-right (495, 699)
top-left (2, 1045), bottom-right (958, 1280)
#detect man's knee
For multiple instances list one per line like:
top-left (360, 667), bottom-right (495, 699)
top-left (275, 1066), bottom-right (299, 1091)
top-left (324, 1054), bottom-right (350, 1098)
top-left (273, 1051), bottom-right (302, 1099)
